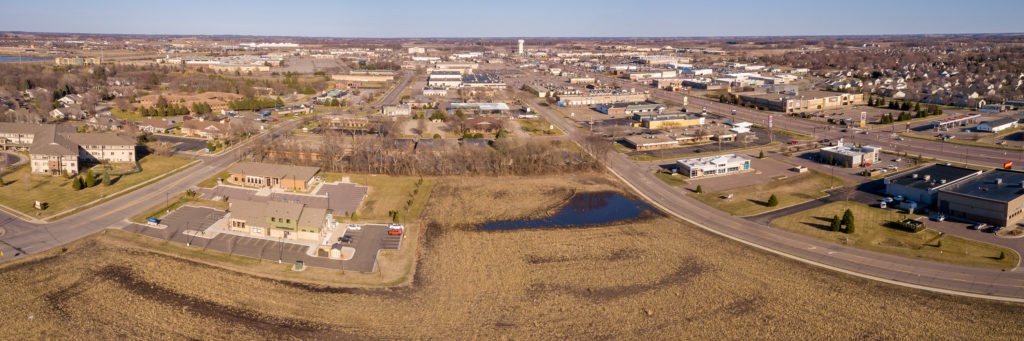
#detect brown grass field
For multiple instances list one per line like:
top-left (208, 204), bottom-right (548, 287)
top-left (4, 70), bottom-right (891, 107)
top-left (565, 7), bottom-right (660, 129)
top-left (0, 174), bottom-right (1022, 339)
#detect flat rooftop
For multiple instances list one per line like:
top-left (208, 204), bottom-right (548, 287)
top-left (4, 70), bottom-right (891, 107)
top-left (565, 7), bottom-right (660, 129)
top-left (941, 169), bottom-right (1024, 203)
top-left (887, 164), bottom-right (981, 191)
top-left (739, 89), bottom-right (852, 100)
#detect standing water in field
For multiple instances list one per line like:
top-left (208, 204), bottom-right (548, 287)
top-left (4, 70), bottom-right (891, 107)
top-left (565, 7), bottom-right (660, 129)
top-left (479, 192), bottom-right (658, 230)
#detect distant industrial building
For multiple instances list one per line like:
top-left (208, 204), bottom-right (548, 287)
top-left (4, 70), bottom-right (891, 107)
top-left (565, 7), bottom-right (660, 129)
top-left (818, 140), bottom-right (881, 167)
top-left (637, 114), bottom-right (704, 130)
top-left (557, 91), bottom-right (648, 106)
top-left (381, 104), bottom-right (412, 117)
top-left (937, 169), bottom-right (1024, 227)
top-left (331, 74), bottom-right (394, 83)
top-left (623, 134), bottom-right (679, 151)
top-left (448, 102), bottom-right (510, 116)
top-left (569, 77), bottom-right (596, 84)
top-left (884, 164), bottom-right (983, 207)
top-left (422, 87), bottom-right (448, 97)
top-left (596, 101), bottom-right (665, 116)
top-left (461, 73), bottom-right (505, 89)
top-left (55, 57), bottom-right (100, 66)
top-left (975, 117), bottom-right (1019, 133)
top-left (427, 71), bottom-right (463, 88)
top-left (682, 79), bottom-right (729, 91)
top-left (677, 154), bottom-right (752, 178)
top-left (737, 90), bottom-right (865, 113)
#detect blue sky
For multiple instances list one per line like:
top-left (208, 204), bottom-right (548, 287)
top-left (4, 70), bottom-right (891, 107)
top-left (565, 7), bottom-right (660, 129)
top-left (3, 0), bottom-right (1022, 37)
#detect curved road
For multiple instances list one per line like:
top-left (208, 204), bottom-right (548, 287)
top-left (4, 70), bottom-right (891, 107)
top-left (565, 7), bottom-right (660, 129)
top-left (525, 90), bottom-right (1024, 301)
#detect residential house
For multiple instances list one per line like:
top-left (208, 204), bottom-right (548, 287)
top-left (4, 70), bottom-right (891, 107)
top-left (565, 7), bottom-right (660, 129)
top-left (50, 107), bottom-right (87, 120)
top-left (227, 200), bottom-right (328, 242)
top-left (57, 94), bottom-right (85, 107)
top-left (86, 112), bottom-right (122, 131)
top-left (137, 117), bottom-right (179, 134)
top-left (463, 116), bottom-right (503, 134)
top-left (228, 162), bottom-right (321, 191)
top-left (181, 119), bottom-right (232, 140)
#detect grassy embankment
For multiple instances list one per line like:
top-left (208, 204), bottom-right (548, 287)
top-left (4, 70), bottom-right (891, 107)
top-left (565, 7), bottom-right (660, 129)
top-left (770, 201), bottom-right (1019, 270)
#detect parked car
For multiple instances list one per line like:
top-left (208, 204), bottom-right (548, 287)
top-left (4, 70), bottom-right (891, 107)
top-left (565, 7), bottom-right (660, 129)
top-left (339, 235), bottom-right (353, 243)
top-left (347, 224), bottom-right (362, 231)
top-left (894, 195), bottom-right (905, 202)
top-left (387, 229), bottom-right (403, 236)
top-left (970, 223), bottom-right (987, 230)
top-left (883, 197), bottom-right (894, 203)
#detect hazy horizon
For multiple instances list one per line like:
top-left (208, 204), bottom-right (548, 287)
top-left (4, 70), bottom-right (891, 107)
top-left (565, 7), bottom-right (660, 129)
top-left (3, 0), bottom-right (1022, 38)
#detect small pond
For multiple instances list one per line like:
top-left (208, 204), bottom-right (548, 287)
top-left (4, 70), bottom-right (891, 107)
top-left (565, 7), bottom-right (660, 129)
top-left (479, 191), bottom-right (658, 230)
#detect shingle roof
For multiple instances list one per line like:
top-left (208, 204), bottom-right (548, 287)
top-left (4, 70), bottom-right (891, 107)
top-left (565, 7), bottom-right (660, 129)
top-left (29, 125), bottom-right (78, 156)
top-left (230, 162), bottom-right (320, 182)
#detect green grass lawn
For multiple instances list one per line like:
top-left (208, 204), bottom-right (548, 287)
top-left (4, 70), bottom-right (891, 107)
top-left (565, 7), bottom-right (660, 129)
top-left (693, 170), bottom-right (847, 216)
top-left (770, 201), bottom-right (1019, 270)
top-left (654, 171), bottom-right (688, 186)
top-left (196, 169), bottom-right (232, 188)
top-left (0, 155), bottom-right (194, 218)
top-left (324, 173), bottom-right (435, 224)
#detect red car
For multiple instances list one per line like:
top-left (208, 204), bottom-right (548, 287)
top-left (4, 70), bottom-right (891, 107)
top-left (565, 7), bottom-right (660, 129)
top-left (387, 229), bottom-right (403, 236)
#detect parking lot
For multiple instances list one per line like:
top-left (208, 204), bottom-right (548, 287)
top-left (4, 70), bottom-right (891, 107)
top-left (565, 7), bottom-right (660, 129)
top-left (124, 206), bottom-right (401, 272)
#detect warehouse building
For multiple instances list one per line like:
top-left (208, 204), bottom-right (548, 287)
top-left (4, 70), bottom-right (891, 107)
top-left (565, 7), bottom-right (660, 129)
top-left (884, 164), bottom-right (983, 207)
top-left (737, 90), bottom-right (864, 113)
top-left (937, 169), bottom-right (1024, 227)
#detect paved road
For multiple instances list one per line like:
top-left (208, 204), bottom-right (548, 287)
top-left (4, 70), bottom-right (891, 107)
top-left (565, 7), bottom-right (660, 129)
top-left (379, 71), bottom-right (415, 106)
top-left (0, 118), bottom-right (306, 261)
top-left (526, 91), bottom-right (1024, 301)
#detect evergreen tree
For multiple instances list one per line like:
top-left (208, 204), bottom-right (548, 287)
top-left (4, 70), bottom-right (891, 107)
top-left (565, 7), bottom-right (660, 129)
top-left (767, 194), bottom-right (779, 207)
top-left (695, 185), bottom-right (703, 194)
top-left (914, 102), bottom-right (921, 112)
top-left (842, 209), bottom-right (855, 234)
top-left (83, 171), bottom-right (96, 187)
top-left (759, 150), bottom-right (765, 158)
top-left (103, 171), bottom-right (111, 186)
top-left (71, 176), bottom-right (84, 190)
top-left (830, 215), bottom-right (841, 232)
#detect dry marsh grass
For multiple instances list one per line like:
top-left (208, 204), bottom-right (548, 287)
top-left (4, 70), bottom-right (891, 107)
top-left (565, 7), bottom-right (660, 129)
top-left (0, 174), bottom-right (1022, 339)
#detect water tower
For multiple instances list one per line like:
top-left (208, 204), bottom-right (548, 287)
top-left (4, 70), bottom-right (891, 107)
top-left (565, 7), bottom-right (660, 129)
top-left (518, 39), bottom-right (524, 55)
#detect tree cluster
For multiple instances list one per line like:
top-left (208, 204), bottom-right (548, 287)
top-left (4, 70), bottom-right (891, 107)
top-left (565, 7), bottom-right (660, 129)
top-left (138, 96), bottom-right (191, 117)
top-left (227, 96), bottom-right (285, 111)
top-left (254, 135), bottom-right (601, 177)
